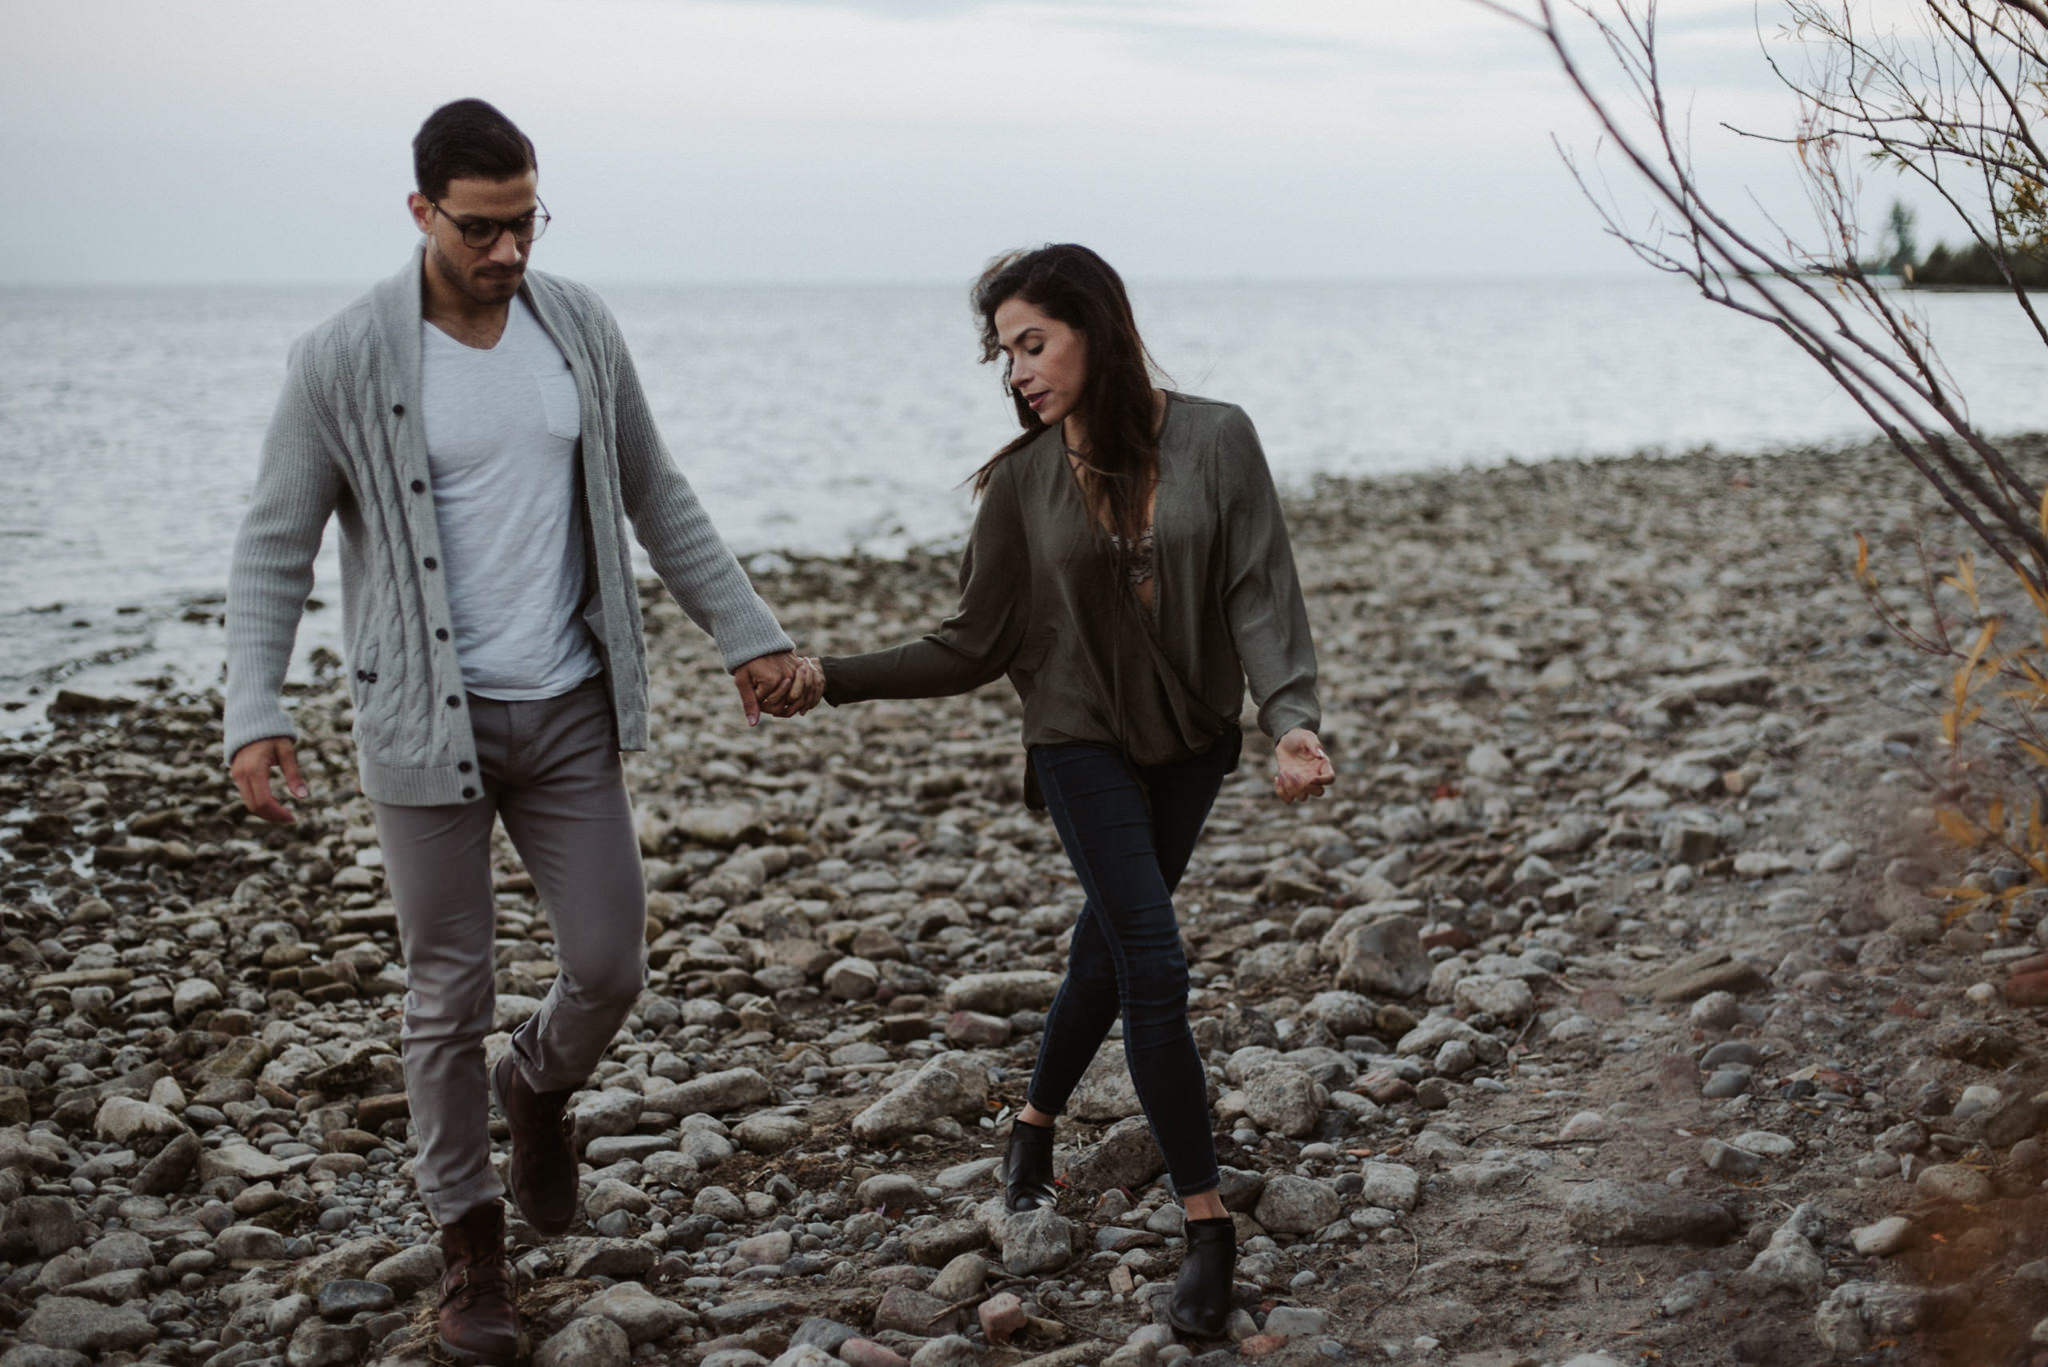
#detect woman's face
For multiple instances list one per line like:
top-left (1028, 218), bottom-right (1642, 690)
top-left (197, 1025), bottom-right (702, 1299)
top-left (993, 296), bottom-right (1088, 433)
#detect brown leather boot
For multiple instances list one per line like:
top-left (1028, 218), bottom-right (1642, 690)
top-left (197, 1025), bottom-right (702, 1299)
top-left (492, 1050), bottom-right (580, 1236)
top-left (437, 1200), bottom-right (519, 1366)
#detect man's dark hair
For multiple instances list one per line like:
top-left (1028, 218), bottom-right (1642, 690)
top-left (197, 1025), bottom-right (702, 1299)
top-left (413, 99), bottom-right (537, 202)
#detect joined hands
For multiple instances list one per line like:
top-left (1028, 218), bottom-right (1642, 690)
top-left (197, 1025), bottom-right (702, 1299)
top-left (734, 652), bottom-right (825, 724)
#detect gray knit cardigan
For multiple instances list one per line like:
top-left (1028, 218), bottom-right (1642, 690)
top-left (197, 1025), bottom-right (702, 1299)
top-left (224, 246), bottom-right (793, 805)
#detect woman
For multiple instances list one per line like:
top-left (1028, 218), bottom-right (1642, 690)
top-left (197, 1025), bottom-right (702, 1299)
top-left (800, 244), bottom-right (1333, 1338)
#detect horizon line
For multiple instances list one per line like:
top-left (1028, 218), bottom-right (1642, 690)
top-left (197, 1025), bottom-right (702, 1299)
top-left (0, 268), bottom-right (1677, 291)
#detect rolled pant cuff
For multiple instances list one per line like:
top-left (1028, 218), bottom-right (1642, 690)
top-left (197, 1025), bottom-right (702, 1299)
top-left (423, 1168), bottom-right (505, 1229)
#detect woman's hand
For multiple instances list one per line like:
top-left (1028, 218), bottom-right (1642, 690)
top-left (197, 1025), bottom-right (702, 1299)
top-left (1274, 728), bottom-right (1334, 803)
top-left (758, 656), bottom-right (826, 717)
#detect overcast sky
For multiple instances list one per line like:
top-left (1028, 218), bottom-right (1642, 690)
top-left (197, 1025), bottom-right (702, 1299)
top-left (0, 0), bottom-right (1954, 284)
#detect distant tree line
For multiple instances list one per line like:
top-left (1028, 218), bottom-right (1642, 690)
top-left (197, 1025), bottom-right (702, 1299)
top-left (1909, 239), bottom-right (2048, 287)
top-left (1863, 198), bottom-right (2048, 287)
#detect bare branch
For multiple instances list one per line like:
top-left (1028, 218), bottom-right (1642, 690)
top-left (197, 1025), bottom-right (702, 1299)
top-left (1475, 0), bottom-right (2048, 582)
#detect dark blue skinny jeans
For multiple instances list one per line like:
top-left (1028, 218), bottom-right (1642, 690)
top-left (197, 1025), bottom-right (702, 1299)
top-left (1026, 742), bottom-right (1224, 1198)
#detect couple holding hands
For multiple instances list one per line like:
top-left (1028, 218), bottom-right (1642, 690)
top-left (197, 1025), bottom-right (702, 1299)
top-left (225, 98), bottom-right (1334, 1365)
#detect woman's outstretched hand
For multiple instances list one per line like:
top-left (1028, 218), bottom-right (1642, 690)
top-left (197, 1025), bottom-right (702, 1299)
top-left (754, 656), bottom-right (826, 719)
top-left (1274, 728), bottom-right (1334, 803)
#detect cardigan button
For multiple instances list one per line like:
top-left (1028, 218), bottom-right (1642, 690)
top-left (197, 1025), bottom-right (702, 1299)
top-left (461, 787), bottom-right (476, 799)
top-left (458, 761), bottom-right (473, 773)
top-left (411, 479), bottom-right (425, 493)
top-left (446, 695), bottom-right (461, 708)
top-left (392, 403), bottom-right (405, 416)
top-left (423, 557), bottom-right (438, 570)
top-left (436, 628), bottom-right (450, 641)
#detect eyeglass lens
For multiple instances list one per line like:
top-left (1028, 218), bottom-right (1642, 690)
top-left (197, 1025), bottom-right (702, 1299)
top-left (460, 215), bottom-right (545, 248)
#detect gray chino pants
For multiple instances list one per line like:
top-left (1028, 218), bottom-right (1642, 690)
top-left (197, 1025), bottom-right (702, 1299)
top-left (370, 675), bottom-right (647, 1226)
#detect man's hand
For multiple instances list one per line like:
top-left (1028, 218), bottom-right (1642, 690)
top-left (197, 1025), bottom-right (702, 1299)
top-left (733, 651), bottom-right (809, 726)
top-left (231, 737), bottom-right (307, 824)
top-left (1274, 728), bottom-right (1335, 803)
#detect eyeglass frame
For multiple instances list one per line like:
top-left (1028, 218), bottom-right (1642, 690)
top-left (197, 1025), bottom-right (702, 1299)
top-left (428, 197), bottom-right (551, 250)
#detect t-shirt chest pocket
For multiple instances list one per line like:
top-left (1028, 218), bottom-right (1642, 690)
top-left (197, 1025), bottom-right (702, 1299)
top-left (534, 369), bottom-right (581, 441)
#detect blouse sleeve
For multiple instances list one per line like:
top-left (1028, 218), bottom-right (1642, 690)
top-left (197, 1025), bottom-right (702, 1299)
top-left (1214, 406), bottom-right (1322, 740)
top-left (822, 455), bottom-right (1031, 704)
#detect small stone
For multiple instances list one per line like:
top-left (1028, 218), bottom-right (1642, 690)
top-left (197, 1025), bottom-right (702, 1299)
top-left (655, 1067), bottom-right (774, 1116)
top-left (1453, 974), bottom-right (1535, 1022)
top-left (1002, 1206), bottom-right (1075, 1275)
top-left (1733, 1130), bottom-right (1796, 1157)
top-left (317, 1278), bottom-right (394, 1319)
top-left (824, 957), bottom-right (881, 1000)
top-left (943, 970), bottom-right (1062, 1014)
top-left (927, 1251), bottom-right (988, 1301)
top-left (980, 1290), bottom-right (1028, 1344)
top-left (579, 1281), bottom-right (691, 1345)
top-left (1359, 1163), bottom-right (1420, 1212)
top-left (1744, 1206), bottom-right (1825, 1295)
top-left (1565, 1180), bottom-right (1735, 1246)
top-left (1915, 1164), bottom-right (1994, 1204)
top-left (1689, 991), bottom-right (1741, 1030)
top-left (1702, 1069), bottom-right (1751, 1099)
top-left (1558, 1111), bottom-right (1608, 1142)
top-left (1700, 1138), bottom-right (1762, 1178)
top-left (586, 1178), bottom-right (653, 1221)
top-left (6, 1196), bottom-right (82, 1258)
top-left (366, 1244), bottom-right (443, 1299)
top-left (561, 1237), bottom-right (657, 1282)
top-left (944, 1010), bottom-right (1011, 1047)
top-left (851, 1053), bottom-right (989, 1142)
top-left (1243, 1067), bottom-right (1323, 1139)
top-left (1851, 1216), bottom-right (1914, 1257)
top-left (873, 1285), bottom-right (960, 1336)
top-left (840, 1341), bottom-right (913, 1367)
top-left (735, 1231), bottom-right (794, 1267)
top-left (92, 1096), bottom-right (185, 1148)
top-left (536, 1314), bottom-right (632, 1367)
top-left (20, 1296), bottom-right (156, 1353)
top-left (214, 1223), bottom-right (288, 1265)
top-left (172, 977), bottom-right (224, 1020)
top-left (1264, 1305), bottom-right (1330, 1336)
top-left (199, 1144), bottom-right (287, 1184)
top-left (734, 1112), bottom-right (811, 1153)
top-left (1814, 1281), bottom-right (1924, 1355)
top-left (908, 1341), bottom-right (979, 1367)
top-left (1816, 841), bottom-right (1857, 873)
top-left (1254, 1175), bottom-right (1341, 1235)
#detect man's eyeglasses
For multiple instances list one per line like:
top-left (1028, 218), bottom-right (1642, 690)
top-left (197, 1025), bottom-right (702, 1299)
top-left (430, 198), bottom-right (551, 250)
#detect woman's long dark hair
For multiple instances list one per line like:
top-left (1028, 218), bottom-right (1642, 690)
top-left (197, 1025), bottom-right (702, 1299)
top-left (970, 244), bottom-right (1163, 543)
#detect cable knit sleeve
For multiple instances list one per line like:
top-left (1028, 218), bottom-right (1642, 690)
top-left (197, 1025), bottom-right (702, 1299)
top-left (1214, 406), bottom-right (1321, 740)
top-left (223, 335), bottom-right (344, 762)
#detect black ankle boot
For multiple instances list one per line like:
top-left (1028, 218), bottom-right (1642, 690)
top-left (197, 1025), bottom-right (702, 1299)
top-left (1165, 1216), bottom-right (1237, 1338)
top-left (1002, 1118), bottom-right (1057, 1213)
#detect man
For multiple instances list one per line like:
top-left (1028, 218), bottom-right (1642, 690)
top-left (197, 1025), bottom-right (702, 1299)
top-left (225, 99), bottom-right (809, 1365)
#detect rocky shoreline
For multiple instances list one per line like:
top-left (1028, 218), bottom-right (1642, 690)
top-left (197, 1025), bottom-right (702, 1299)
top-left (4, 439), bottom-right (2048, 1367)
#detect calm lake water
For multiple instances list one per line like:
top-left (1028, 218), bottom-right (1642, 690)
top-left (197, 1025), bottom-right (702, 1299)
top-left (5, 275), bottom-right (2048, 713)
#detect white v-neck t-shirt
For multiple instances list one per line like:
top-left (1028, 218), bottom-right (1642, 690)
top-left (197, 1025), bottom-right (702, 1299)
top-left (420, 298), bottom-right (601, 700)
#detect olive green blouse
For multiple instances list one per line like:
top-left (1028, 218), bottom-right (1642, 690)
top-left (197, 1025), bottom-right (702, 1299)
top-left (821, 393), bottom-right (1321, 768)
